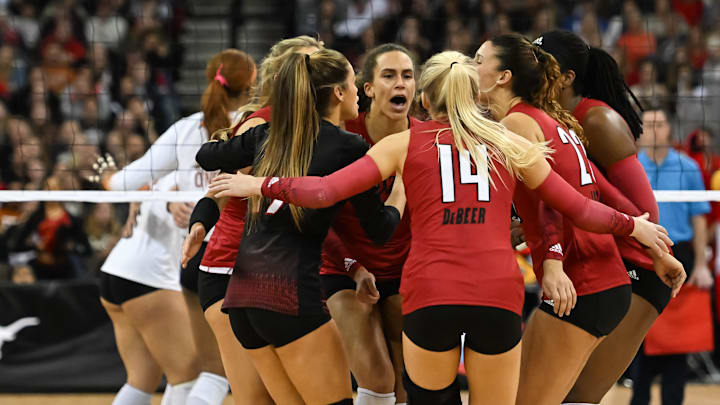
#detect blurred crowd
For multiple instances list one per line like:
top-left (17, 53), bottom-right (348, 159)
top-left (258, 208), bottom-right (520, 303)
top-left (0, 0), bottom-right (185, 282)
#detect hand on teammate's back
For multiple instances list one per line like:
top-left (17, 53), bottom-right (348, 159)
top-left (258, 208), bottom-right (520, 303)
top-left (630, 213), bottom-right (673, 257)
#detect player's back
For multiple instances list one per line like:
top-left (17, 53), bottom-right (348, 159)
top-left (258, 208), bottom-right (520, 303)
top-left (510, 103), bottom-right (628, 295)
top-left (400, 119), bottom-right (523, 315)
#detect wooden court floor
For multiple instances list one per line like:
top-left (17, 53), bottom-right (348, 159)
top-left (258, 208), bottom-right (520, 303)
top-left (1, 384), bottom-right (719, 404)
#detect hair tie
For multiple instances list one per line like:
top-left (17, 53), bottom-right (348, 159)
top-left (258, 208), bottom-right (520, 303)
top-left (450, 61), bottom-right (458, 68)
top-left (305, 54), bottom-right (312, 74)
top-left (214, 63), bottom-right (228, 87)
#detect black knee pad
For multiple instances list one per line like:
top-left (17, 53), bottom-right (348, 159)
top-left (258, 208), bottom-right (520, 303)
top-left (402, 371), bottom-right (461, 405)
top-left (329, 399), bottom-right (353, 405)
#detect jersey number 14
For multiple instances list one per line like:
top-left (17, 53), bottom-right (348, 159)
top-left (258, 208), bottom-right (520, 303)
top-left (438, 144), bottom-right (490, 203)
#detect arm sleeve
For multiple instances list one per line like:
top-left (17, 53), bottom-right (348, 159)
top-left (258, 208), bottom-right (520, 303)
top-left (531, 169), bottom-right (635, 236)
top-left (606, 155), bottom-right (659, 223)
top-left (196, 125), bottom-right (261, 173)
top-left (261, 155), bottom-right (400, 244)
top-left (107, 124), bottom-right (181, 190)
top-left (538, 201), bottom-right (565, 261)
top-left (594, 161), bottom-right (643, 216)
top-left (261, 155), bottom-right (383, 208)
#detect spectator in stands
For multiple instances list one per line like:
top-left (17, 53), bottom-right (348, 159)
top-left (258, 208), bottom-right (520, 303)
top-left (633, 107), bottom-right (714, 405)
top-left (617, 1), bottom-right (657, 85)
top-left (6, 176), bottom-right (92, 280)
top-left (85, 1), bottom-right (128, 49)
top-left (8, 1), bottom-right (40, 48)
top-left (85, 202), bottom-right (121, 272)
top-left (630, 58), bottom-right (669, 110)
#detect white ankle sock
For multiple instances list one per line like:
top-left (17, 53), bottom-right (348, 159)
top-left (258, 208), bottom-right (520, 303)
top-left (112, 384), bottom-right (151, 405)
top-left (168, 379), bottom-right (196, 405)
top-left (356, 388), bottom-right (396, 405)
top-left (187, 372), bottom-right (230, 405)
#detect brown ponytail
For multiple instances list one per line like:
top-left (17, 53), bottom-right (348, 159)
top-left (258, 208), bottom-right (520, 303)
top-left (248, 49), bottom-right (349, 230)
top-left (201, 49), bottom-right (256, 139)
top-left (490, 34), bottom-right (584, 142)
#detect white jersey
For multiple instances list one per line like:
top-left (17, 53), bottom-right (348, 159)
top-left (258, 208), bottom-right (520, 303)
top-left (101, 174), bottom-right (184, 290)
top-left (107, 111), bottom-right (213, 193)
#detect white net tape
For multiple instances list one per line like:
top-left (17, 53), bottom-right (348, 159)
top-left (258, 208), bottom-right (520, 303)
top-left (0, 190), bottom-right (716, 203)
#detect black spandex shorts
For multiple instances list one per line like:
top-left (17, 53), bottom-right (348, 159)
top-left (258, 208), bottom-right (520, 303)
top-left (99, 272), bottom-right (157, 305)
top-left (539, 284), bottom-right (632, 337)
top-left (320, 273), bottom-right (400, 301)
top-left (198, 270), bottom-right (230, 312)
top-left (180, 242), bottom-right (207, 293)
top-left (227, 307), bottom-right (331, 350)
top-left (403, 305), bottom-right (522, 355)
top-left (625, 261), bottom-right (672, 314)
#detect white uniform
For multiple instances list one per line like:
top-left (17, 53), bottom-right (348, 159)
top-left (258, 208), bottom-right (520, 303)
top-left (101, 174), bottom-right (184, 290)
top-left (102, 112), bottom-right (227, 288)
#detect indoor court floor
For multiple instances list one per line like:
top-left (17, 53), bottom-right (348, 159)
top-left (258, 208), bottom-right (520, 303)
top-left (2, 384), bottom-right (719, 405)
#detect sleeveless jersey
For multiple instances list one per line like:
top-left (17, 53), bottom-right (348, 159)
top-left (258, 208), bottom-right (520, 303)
top-left (200, 107), bottom-right (270, 273)
top-left (573, 97), bottom-right (654, 271)
top-left (511, 103), bottom-right (629, 296)
top-left (400, 120), bottom-right (523, 315)
top-left (319, 112), bottom-right (420, 280)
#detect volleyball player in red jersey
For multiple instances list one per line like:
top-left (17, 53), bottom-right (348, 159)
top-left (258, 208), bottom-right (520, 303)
top-left (208, 51), bottom-right (672, 405)
top-left (536, 30), bottom-right (686, 405)
top-left (318, 43), bottom-right (419, 405)
top-left (182, 36), bottom-right (323, 404)
top-left (473, 34), bottom-right (682, 405)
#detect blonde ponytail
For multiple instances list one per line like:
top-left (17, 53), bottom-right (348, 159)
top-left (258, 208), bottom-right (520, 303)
top-left (420, 51), bottom-right (549, 184)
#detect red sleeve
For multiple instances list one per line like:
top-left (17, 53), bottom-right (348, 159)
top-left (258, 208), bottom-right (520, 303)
top-left (594, 162), bottom-right (643, 217)
top-left (532, 170), bottom-right (635, 236)
top-left (605, 155), bottom-right (658, 223)
top-left (322, 228), bottom-right (362, 277)
top-left (538, 201), bottom-right (565, 261)
top-left (261, 155), bottom-right (382, 209)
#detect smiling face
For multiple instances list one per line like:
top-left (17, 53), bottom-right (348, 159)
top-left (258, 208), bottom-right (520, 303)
top-left (339, 62), bottom-right (359, 121)
top-left (365, 50), bottom-right (416, 120)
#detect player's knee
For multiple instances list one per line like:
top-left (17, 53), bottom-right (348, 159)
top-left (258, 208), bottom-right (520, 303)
top-left (402, 371), bottom-right (461, 405)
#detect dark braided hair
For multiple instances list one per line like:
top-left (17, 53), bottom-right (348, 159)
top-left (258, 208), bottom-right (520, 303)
top-left (536, 30), bottom-right (643, 140)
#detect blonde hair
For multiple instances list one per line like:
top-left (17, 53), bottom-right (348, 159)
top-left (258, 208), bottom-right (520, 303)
top-left (248, 49), bottom-right (349, 230)
top-left (420, 51), bottom-right (549, 184)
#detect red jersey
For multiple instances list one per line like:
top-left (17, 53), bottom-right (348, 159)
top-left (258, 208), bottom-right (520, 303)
top-left (200, 107), bottom-right (270, 273)
top-left (511, 103), bottom-right (629, 296)
top-left (319, 112), bottom-right (420, 280)
top-left (573, 97), bottom-right (655, 271)
top-left (400, 120), bottom-right (523, 315)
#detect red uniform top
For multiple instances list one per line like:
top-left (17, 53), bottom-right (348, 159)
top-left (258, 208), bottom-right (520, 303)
top-left (200, 107), bottom-right (271, 272)
top-left (319, 112), bottom-right (420, 280)
top-left (511, 102), bottom-right (629, 296)
top-left (573, 97), bottom-right (655, 271)
top-left (399, 119), bottom-right (523, 315)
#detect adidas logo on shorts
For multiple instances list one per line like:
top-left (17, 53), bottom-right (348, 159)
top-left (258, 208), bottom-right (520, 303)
top-left (627, 269), bottom-right (639, 281)
top-left (543, 299), bottom-right (554, 307)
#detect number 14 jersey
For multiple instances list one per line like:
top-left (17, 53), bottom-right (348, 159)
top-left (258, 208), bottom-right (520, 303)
top-left (400, 119), bottom-right (524, 316)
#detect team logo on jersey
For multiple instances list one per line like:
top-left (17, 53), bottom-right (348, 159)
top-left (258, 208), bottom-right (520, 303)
top-left (627, 270), bottom-right (639, 281)
top-left (549, 243), bottom-right (563, 257)
top-left (343, 258), bottom-right (357, 272)
top-left (0, 317), bottom-right (40, 360)
top-left (532, 37), bottom-right (543, 46)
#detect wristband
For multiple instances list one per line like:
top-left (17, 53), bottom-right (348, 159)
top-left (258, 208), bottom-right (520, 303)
top-left (189, 197), bottom-right (220, 233)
